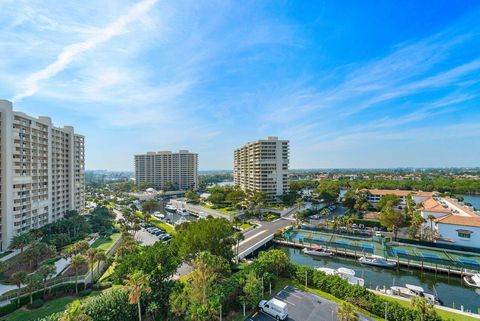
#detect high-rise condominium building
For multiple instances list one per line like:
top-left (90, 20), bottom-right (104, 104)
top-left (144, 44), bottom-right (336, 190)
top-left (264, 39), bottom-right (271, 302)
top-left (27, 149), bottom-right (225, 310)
top-left (134, 150), bottom-right (198, 191)
top-left (0, 100), bottom-right (85, 251)
top-left (234, 136), bottom-right (289, 201)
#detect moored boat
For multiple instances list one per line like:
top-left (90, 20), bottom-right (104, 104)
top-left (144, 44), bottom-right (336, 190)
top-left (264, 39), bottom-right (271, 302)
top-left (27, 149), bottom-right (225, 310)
top-left (389, 284), bottom-right (442, 305)
top-left (359, 255), bottom-right (397, 268)
top-left (177, 208), bottom-right (189, 216)
top-left (165, 204), bottom-right (177, 212)
top-left (316, 267), bottom-right (364, 286)
top-left (464, 273), bottom-right (480, 288)
top-left (302, 246), bottom-right (334, 257)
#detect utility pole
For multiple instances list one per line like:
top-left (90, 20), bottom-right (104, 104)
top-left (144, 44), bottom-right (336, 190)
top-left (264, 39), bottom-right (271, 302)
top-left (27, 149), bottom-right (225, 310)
top-left (385, 302), bottom-right (388, 321)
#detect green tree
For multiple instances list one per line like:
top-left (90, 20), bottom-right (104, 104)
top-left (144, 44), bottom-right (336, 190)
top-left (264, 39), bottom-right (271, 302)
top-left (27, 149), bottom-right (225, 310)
top-left (377, 194), bottom-right (401, 209)
top-left (315, 181), bottom-right (340, 203)
top-left (95, 250), bottom-right (107, 278)
top-left (411, 296), bottom-right (437, 321)
top-left (172, 218), bottom-right (236, 262)
top-left (185, 190), bottom-right (200, 203)
top-left (242, 271), bottom-right (263, 309)
top-left (380, 204), bottom-right (405, 240)
top-left (25, 273), bottom-right (42, 304)
top-left (124, 270), bottom-right (152, 321)
top-left (60, 300), bottom-right (92, 321)
top-left (71, 255), bottom-right (87, 294)
top-left (234, 231), bottom-right (245, 263)
top-left (86, 248), bottom-right (99, 284)
top-left (141, 201), bottom-right (160, 214)
top-left (10, 271), bottom-right (27, 306)
top-left (257, 249), bottom-right (289, 276)
top-left (10, 232), bottom-right (34, 253)
top-left (191, 251), bottom-right (230, 305)
top-left (38, 264), bottom-right (56, 295)
top-left (337, 302), bottom-right (358, 321)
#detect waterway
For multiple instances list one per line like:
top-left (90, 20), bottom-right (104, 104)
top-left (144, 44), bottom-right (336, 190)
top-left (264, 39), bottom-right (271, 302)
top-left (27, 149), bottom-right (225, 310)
top-left (275, 245), bottom-right (480, 313)
top-left (460, 194), bottom-right (480, 210)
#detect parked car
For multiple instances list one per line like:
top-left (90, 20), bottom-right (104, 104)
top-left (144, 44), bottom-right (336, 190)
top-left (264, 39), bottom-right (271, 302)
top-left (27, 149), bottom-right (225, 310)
top-left (375, 231), bottom-right (383, 237)
top-left (258, 298), bottom-right (288, 320)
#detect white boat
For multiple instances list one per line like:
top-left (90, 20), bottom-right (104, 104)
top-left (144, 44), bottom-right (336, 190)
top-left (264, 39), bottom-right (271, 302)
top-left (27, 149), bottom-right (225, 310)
top-left (177, 208), bottom-right (189, 216)
top-left (165, 204), bottom-right (177, 212)
top-left (336, 268), bottom-right (364, 287)
top-left (389, 284), bottom-right (441, 305)
top-left (155, 213), bottom-right (165, 219)
top-left (316, 267), bottom-right (364, 286)
top-left (302, 246), bottom-right (334, 257)
top-left (316, 267), bottom-right (336, 275)
top-left (464, 273), bottom-right (480, 288)
top-left (359, 255), bottom-right (397, 268)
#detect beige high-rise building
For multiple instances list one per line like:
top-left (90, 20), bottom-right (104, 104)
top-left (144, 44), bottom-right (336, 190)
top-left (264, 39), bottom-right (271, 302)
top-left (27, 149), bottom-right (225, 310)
top-left (0, 100), bottom-right (85, 251)
top-left (134, 150), bottom-right (198, 191)
top-left (234, 136), bottom-right (289, 201)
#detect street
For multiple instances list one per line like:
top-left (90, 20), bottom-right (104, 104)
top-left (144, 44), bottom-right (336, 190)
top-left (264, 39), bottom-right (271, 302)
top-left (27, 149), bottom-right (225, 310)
top-left (248, 286), bottom-right (374, 321)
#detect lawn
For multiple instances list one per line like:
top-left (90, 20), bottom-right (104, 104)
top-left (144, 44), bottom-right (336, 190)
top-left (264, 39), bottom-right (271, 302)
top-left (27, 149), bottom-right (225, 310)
top-left (239, 223), bottom-right (255, 230)
top-left (3, 295), bottom-right (88, 321)
top-left (203, 204), bottom-right (238, 215)
top-left (135, 211), bottom-right (176, 235)
top-left (376, 292), bottom-right (479, 321)
top-left (91, 233), bottom-right (122, 252)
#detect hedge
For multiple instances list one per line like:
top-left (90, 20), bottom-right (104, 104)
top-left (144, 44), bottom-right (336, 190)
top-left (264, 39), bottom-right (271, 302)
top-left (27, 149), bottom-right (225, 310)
top-left (0, 282), bottom-right (86, 317)
top-left (352, 218), bottom-right (382, 228)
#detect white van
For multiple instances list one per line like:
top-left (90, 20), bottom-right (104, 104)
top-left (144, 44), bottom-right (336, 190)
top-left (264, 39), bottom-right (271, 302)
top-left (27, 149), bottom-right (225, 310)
top-left (258, 298), bottom-right (288, 320)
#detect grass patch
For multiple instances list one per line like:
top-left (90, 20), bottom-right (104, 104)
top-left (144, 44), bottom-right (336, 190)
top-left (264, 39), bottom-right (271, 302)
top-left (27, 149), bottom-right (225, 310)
top-left (135, 211), bottom-right (176, 235)
top-left (2, 292), bottom-right (98, 321)
top-left (99, 262), bottom-right (116, 282)
top-left (377, 292), bottom-right (479, 321)
top-left (203, 205), bottom-right (238, 215)
top-left (239, 223), bottom-right (255, 230)
top-left (91, 233), bottom-right (121, 252)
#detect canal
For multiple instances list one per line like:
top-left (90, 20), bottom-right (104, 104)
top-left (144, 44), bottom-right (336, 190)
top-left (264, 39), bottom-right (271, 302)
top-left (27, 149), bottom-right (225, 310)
top-left (461, 194), bottom-right (480, 209)
top-left (275, 245), bottom-right (480, 313)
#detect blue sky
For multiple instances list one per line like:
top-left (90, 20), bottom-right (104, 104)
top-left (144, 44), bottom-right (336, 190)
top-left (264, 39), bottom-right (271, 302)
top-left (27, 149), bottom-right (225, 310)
top-left (1, 0), bottom-right (480, 170)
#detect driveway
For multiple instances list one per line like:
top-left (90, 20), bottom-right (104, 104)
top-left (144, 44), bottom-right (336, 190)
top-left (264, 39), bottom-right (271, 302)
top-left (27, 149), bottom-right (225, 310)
top-left (247, 286), bottom-right (374, 321)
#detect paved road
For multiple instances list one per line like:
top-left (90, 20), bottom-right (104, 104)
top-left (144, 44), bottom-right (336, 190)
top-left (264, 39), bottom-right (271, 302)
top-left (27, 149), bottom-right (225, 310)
top-left (248, 286), bottom-right (374, 321)
top-left (238, 218), bottom-right (293, 258)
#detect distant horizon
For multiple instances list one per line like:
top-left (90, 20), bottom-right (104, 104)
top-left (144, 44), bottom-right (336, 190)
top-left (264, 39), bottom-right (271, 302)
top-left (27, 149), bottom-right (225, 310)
top-left (87, 166), bottom-right (480, 173)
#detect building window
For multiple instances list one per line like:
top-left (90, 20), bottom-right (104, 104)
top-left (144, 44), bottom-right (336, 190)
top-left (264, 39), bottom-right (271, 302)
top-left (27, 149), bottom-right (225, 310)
top-left (458, 232), bottom-right (471, 239)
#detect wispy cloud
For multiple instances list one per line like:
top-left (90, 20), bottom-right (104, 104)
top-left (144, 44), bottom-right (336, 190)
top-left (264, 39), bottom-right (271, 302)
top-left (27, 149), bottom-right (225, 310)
top-left (12, 0), bottom-right (158, 102)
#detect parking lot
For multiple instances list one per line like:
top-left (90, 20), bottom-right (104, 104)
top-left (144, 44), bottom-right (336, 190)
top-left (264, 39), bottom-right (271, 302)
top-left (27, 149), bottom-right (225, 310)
top-left (247, 286), bottom-right (373, 321)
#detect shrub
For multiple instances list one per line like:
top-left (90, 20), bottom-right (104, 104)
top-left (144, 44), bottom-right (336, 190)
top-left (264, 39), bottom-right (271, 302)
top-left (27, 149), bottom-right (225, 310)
top-left (79, 289), bottom-right (92, 297)
top-left (0, 302), bottom-right (17, 317)
top-left (28, 298), bottom-right (44, 309)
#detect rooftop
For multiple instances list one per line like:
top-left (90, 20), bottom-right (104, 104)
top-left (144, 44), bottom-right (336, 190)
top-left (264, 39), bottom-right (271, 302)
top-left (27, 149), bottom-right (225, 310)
top-left (363, 189), bottom-right (436, 197)
top-left (435, 214), bottom-right (480, 228)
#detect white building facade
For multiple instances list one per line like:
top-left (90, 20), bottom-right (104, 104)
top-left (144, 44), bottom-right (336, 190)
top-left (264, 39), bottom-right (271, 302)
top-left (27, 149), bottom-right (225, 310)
top-left (233, 136), bottom-right (289, 201)
top-left (134, 150), bottom-right (198, 191)
top-left (0, 100), bottom-right (85, 251)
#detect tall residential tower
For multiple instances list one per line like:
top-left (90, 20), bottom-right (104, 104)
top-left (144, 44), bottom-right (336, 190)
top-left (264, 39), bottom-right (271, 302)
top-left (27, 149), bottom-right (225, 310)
top-left (234, 136), bottom-right (289, 201)
top-left (134, 150), bottom-right (198, 191)
top-left (0, 100), bottom-right (85, 251)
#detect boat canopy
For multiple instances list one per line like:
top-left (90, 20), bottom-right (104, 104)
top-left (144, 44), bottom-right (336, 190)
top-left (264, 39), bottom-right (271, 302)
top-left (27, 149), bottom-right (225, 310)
top-left (312, 245), bottom-right (322, 250)
top-left (406, 284), bottom-right (424, 293)
top-left (337, 267), bottom-right (356, 276)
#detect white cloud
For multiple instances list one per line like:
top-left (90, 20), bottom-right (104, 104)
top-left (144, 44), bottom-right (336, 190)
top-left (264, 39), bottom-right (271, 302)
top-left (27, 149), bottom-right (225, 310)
top-left (12, 0), bottom-right (158, 102)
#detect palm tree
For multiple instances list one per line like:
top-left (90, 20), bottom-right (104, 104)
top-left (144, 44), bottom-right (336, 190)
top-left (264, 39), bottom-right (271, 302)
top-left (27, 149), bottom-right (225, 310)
top-left (296, 198), bottom-right (303, 210)
top-left (337, 302), bottom-right (358, 321)
top-left (37, 264), bottom-right (56, 295)
top-left (70, 255), bottom-right (87, 294)
top-left (427, 214), bottom-right (436, 232)
top-left (86, 248), bottom-right (99, 284)
top-left (95, 250), bottom-right (107, 279)
top-left (25, 273), bottom-right (42, 304)
top-left (124, 270), bottom-right (152, 321)
top-left (10, 233), bottom-right (33, 253)
top-left (9, 271), bottom-right (27, 306)
top-left (234, 232), bottom-right (245, 263)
